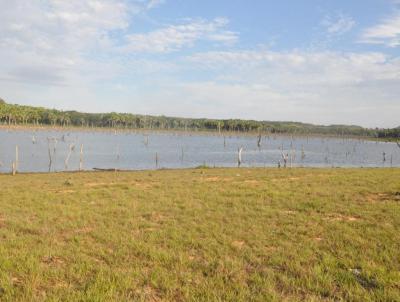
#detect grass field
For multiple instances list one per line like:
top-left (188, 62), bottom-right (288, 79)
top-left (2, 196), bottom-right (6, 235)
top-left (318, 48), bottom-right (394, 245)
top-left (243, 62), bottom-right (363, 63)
top-left (0, 168), bottom-right (399, 301)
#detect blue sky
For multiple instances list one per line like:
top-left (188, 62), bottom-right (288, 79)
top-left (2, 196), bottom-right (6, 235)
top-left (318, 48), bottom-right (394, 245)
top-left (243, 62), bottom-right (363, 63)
top-left (0, 0), bottom-right (399, 127)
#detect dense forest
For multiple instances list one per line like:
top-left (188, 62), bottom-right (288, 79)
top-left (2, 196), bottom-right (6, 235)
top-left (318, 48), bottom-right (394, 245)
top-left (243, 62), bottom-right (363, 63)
top-left (0, 100), bottom-right (399, 139)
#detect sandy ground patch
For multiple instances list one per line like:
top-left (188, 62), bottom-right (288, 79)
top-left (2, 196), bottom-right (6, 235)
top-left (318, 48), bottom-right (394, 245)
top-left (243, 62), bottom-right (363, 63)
top-left (325, 214), bottom-right (361, 222)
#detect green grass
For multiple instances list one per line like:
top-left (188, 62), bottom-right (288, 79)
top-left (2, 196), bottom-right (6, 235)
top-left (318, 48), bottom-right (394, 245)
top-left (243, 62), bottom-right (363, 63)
top-left (0, 168), bottom-right (399, 301)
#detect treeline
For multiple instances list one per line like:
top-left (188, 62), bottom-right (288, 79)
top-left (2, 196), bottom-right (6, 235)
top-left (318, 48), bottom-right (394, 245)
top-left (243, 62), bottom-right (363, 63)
top-left (376, 128), bottom-right (400, 139)
top-left (0, 101), bottom-right (399, 139)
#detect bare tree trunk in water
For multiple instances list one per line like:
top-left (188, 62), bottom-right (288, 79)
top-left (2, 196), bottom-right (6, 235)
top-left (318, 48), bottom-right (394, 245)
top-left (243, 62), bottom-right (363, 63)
top-left (238, 147), bottom-right (243, 167)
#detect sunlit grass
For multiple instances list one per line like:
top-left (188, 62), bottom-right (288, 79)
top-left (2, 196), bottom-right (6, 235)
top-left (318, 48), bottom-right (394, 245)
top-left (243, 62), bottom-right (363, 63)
top-left (0, 168), bottom-right (399, 301)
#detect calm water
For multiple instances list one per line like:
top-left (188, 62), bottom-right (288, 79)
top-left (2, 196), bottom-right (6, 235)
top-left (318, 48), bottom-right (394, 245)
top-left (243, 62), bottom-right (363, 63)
top-left (0, 129), bottom-right (399, 173)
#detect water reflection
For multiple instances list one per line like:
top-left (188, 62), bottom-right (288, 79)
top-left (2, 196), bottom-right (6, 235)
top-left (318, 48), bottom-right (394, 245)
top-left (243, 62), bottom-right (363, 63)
top-left (0, 129), bottom-right (399, 173)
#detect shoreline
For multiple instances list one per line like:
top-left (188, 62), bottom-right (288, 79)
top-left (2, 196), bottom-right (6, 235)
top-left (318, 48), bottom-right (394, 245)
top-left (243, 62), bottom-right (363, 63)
top-left (1, 166), bottom-right (398, 177)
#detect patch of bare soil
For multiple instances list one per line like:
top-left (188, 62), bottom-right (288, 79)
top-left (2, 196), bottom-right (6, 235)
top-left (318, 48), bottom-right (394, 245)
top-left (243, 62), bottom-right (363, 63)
top-left (282, 210), bottom-right (297, 215)
top-left (231, 240), bottom-right (245, 249)
top-left (85, 181), bottom-right (155, 189)
top-left (130, 181), bottom-right (154, 189)
top-left (204, 176), bottom-right (220, 182)
top-left (141, 212), bottom-right (166, 223)
top-left (74, 226), bottom-right (93, 234)
top-left (134, 286), bottom-right (161, 302)
top-left (42, 256), bottom-right (65, 266)
top-left (85, 182), bottom-right (109, 187)
top-left (366, 192), bottom-right (400, 203)
top-left (325, 214), bottom-right (361, 222)
top-left (56, 190), bottom-right (76, 194)
top-left (200, 177), bottom-right (233, 183)
top-left (243, 180), bottom-right (260, 185)
top-left (11, 276), bottom-right (23, 287)
top-left (0, 216), bottom-right (6, 228)
top-left (271, 177), bottom-right (301, 182)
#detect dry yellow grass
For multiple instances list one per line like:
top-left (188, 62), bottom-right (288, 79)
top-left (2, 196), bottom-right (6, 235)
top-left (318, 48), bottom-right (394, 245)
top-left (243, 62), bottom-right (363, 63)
top-left (0, 168), bottom-right (399, 301)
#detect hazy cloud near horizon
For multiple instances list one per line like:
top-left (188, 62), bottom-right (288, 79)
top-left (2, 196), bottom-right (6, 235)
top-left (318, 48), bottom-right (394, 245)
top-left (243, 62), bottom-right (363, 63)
top-left (0, 0), bottom-right (399, 128)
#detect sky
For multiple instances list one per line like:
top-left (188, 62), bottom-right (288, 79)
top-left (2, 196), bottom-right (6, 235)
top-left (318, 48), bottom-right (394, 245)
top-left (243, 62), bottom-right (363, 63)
top-left (0, 0), bottom-right (399, 128)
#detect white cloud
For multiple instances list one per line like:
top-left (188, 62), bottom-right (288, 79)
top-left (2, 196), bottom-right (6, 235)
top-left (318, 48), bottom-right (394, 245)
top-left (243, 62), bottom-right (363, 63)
top-left (0, 0), bottom-right (178, 87)
top-left (360, 12), bottom-right (400, 47)
top-left (146, 0), bottom-right (165, 9)
top-left (0, 0), bottom-right (399, 127)
top-left (0, 0), bottom-right (130, 52)
top-left (0, 0), bottom-right (135, 86)
top-left (123, 18), bottom-right (238, 53)
top-left (181, 50), bottom-right (400, 127)
top-left (322, 14), bottom-right (355, 35)
top-left (122, 75), bottom-right (399, 128)
top-left (186, 50), bottom-right (400, 84)
top-left (0, 0), bottom-right (235, 87)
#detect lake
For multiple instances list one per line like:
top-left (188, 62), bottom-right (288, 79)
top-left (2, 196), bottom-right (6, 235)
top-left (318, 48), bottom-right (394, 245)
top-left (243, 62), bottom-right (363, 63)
top-left (0, 129), bottom-right (399, 173)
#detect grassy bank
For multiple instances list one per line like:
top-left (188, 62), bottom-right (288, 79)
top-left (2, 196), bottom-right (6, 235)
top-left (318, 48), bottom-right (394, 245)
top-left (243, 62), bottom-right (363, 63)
top-left (0, 168), bottom-right (399, 301)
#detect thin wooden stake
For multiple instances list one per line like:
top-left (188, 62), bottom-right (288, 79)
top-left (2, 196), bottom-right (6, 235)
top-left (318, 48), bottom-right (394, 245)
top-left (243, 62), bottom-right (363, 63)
top-left (281, 152), bottom-right (288, 168)
top-left (48, 142), bottom-right (52, 172)
top-left (64, 144), bottom-right (75, 171)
